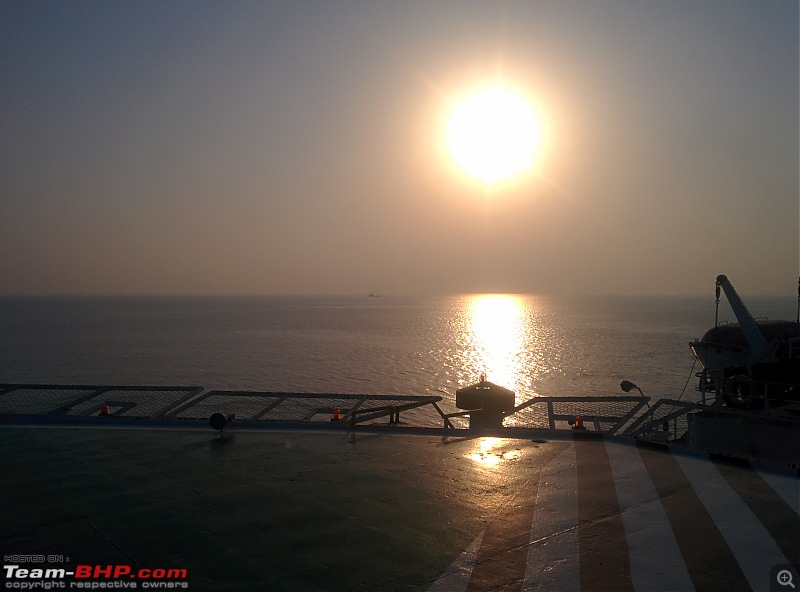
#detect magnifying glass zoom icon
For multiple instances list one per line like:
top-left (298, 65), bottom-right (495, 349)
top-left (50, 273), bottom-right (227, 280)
top-left (778, 570), bottom-right (796, 589)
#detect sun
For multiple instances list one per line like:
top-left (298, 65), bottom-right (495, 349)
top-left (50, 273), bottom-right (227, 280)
top-left (447, 86), bottom-right (542, 184)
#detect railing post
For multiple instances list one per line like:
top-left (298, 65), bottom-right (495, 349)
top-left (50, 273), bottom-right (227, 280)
top-left (701, 369), bottom-right (706, 405)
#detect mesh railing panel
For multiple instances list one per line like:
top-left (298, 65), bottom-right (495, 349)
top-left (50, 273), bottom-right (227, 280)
top-left (67, 390), bottom-right (200, 418)
top-left (507, 396), bottom-right (649, 434)
top-left (509, 404), bottom-right (550, 429)
top-left (624, 400), bottom-right (698, 442)
top-left (173, 394), bottom-right (284, 420)
top-left (0, 388), bottom-right (97, 415)
top-left (171, 391), bottom-right (443, 423)
top-left (0, 386), bottom-right (443, 424)
top-left (0, 385), bottom-right (201, 418)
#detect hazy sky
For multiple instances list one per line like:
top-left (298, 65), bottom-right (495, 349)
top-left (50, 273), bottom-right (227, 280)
top-left (1, 1), bottom-right (797, 296)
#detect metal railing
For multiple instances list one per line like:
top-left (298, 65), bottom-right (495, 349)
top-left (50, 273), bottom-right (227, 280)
top-left (622, 399), bottom-right (700, 442)
top-left (508, 395), bottom-right (651, 435)
top-left (169, 390), bottom-right (444, 426)
top-left (3, 384), bottom-right (795, 460)
top-left (0, 384), bottom-right (203, 419)
top-left (435, 394), bottom-right (755, 449)
top-left (0, 384), bottom-right (445, 428)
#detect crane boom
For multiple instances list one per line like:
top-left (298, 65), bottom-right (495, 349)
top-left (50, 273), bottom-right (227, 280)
top-left (715, 275), bottom-right (768, 360)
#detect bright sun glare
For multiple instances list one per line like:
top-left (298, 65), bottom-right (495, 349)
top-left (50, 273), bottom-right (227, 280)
top-left (447, 87), bottom-right (541, 184)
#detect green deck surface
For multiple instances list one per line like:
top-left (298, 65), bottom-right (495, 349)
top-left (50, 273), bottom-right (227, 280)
top-left (1, 427), bottom-right (560, 591)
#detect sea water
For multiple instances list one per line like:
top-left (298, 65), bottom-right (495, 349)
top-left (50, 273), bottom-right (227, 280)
top-left (0, 294), bottom-right (795, 411)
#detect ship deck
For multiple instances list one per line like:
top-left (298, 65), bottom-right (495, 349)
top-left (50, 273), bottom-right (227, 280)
top-left (2, 384), bottom-right (799, 590)
top-left (2, 422), bottom-right (798, 591)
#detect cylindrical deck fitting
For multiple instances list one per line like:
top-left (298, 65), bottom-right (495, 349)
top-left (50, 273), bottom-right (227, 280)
top-left (209, 412), bottom-right (235, 431)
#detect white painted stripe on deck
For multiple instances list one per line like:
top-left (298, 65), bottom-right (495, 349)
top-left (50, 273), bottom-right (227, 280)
top-left (523, 443), bottom-right (580, 592)
top-left (674, 452), bottom-right (791, 591)
top-left (427, 531), bottom-right (484, 592)
top-left (605, 442), bottom-right (694, 592)
top-left (754, 465), bottom-right (800, 516)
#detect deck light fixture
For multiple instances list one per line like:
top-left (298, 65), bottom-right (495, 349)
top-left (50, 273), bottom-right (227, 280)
top-left (620, 380), bottom-right (642, 396)
top-left (621, 380), bottom-right (650, 408)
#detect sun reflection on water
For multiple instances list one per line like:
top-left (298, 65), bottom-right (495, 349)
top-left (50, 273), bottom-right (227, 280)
top-left (462, 295), bottom-right (527, 396)
top-left (445, 294), bottom-right (562, 417)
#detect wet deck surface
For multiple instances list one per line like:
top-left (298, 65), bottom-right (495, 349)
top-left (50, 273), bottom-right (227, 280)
top-left (1, 426), bottom-right (798, 591)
